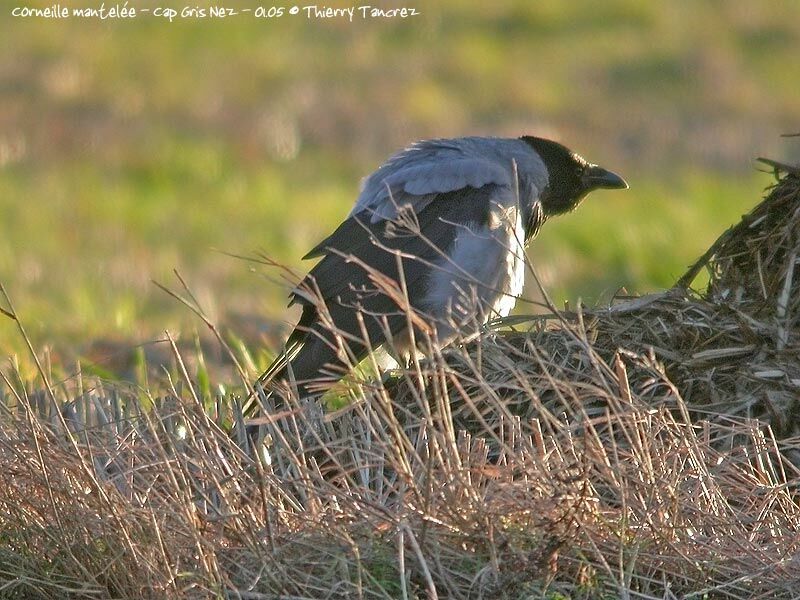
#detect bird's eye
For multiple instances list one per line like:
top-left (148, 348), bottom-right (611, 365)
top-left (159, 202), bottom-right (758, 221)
top-left (575, 166), bottom-right (584, 178)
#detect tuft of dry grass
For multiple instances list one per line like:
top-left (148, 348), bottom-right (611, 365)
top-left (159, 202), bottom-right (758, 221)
top-left (2, 339), bottom-right (800, 598)
top-left (2, 165), bottom-right (800, 598)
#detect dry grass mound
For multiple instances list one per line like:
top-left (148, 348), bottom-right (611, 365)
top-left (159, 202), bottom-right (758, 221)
top-left (3, 348), bottom-right (800, 598)
top-left (1, 164), bottom-right (800, 598)
top-left (432, 161), bottom-right (800, 457)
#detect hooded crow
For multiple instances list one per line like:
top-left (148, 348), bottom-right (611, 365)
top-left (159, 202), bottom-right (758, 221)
top-left (245, 135), bottom-right (627, 417)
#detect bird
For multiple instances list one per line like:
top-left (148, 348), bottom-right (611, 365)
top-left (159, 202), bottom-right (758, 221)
top-left (244, 135), bottom-right (627, 420)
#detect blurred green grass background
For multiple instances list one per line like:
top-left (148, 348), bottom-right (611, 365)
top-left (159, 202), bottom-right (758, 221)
top-left (1, 0), bottom-right (799, 373)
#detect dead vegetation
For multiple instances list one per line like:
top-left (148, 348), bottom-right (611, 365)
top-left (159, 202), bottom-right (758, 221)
top-left (390, 157), bottom-right (800, 469)
top-left (2, 163), bottom-right (800, 598)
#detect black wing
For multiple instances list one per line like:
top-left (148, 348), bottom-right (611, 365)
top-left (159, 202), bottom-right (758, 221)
top-left (257, 185), bottom-right (498, 398)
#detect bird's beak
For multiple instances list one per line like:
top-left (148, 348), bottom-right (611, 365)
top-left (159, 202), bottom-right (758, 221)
top-left (584, 165), bottom-right (629, 190)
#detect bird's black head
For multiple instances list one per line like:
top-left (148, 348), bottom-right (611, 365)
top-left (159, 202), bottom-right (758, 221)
top-left (521, 136), bottom-right (628, 217)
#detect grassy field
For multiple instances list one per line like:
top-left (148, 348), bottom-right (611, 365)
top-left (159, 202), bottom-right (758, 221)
top-left (2, 1), bottom-right (799, 376)
top-left (3, 3), bottom-right (800, 598)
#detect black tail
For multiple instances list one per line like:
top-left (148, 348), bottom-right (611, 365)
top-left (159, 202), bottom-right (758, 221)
top-left (241, 324), bottom-right (363, 421)
top-left (240, 337), bottom-right (302, 421)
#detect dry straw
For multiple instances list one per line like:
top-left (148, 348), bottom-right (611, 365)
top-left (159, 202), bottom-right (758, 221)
top-left (1, 164), bottom-right (800, 598)
top-left (437, 157), bottom-right (800, 467)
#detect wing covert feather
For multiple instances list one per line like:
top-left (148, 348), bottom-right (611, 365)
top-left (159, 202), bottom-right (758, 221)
top-left (354, 144), bottom-right (513, 223)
